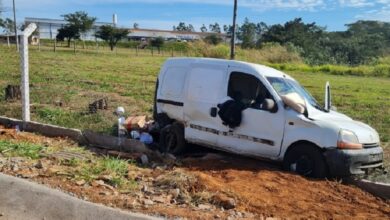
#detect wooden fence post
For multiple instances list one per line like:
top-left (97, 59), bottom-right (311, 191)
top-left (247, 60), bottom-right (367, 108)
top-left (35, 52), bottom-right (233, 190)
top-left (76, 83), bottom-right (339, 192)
top-left (73, 41), bottom-right (76, 54)
top-left (54, 39), bottom-right (56, 52)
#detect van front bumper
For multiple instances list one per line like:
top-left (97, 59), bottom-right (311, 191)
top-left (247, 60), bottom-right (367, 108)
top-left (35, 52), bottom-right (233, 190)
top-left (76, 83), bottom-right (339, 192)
top-left (323, 146), bottom-right (383, 177)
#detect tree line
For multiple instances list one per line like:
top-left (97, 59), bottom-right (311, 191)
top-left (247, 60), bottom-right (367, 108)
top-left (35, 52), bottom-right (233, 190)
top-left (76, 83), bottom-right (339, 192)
top-left (174, 18), bottom-right (390, 65)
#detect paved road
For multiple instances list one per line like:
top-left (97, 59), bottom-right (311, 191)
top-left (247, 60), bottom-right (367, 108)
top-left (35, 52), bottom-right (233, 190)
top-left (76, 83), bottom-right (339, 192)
top-left (0, 173), bottom-right (161, 220)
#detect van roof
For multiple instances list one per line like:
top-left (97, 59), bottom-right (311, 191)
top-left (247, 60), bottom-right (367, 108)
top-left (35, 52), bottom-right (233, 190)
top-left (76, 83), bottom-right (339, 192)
top-left (165, 58), bottom-right (291, 78)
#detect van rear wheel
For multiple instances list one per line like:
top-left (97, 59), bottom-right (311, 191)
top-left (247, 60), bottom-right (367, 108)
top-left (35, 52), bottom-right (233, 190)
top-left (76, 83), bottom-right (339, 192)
top-left (159, 123), bottom-right (186, 155)
top-left (283, 144), bottom-right (328, 178)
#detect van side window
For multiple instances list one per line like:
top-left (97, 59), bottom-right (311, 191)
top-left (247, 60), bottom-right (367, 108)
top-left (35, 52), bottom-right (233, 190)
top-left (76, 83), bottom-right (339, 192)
top-left (228, 72), bottom-right (273, 110)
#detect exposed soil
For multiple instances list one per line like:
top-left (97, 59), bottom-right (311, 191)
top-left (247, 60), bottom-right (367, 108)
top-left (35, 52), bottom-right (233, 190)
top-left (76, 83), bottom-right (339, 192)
top-left (0, 126), bottom-right (389, 219)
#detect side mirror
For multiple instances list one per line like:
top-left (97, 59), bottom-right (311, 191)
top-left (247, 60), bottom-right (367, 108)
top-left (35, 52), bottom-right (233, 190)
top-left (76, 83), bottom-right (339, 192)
top-left (261, 99), bottom-right (275, 111)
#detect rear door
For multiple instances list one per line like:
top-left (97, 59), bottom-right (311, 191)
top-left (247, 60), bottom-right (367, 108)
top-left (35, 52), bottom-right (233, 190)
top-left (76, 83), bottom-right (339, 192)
top-left (217, 67), bottom-right (285, 158)
top-left (184, 63), bottom-right (227, 147)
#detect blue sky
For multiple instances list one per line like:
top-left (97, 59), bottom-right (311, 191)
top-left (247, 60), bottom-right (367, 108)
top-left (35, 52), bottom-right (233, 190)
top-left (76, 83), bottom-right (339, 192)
top-left (1, 0), bottom-right (390, 31)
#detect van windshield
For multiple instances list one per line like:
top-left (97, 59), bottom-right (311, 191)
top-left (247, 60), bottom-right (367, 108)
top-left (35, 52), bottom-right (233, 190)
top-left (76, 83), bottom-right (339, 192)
top-left (267, 77), bottom-right (325, 112)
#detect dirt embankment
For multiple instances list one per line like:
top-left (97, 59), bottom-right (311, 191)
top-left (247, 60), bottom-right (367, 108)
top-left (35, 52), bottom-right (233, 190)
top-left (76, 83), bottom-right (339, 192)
top-left (184, 156), bottom-right (389, 219)
top-left (0, 126), bottom-right (389, 219)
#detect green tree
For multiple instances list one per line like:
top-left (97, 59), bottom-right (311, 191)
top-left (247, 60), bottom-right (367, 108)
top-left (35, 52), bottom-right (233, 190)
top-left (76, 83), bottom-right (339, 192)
top-left (151, 37), bottom-right (165, 53)
top-left (204, 34), bottom-right (222, 45)
top-left (95, 25), bottom-right (129, 51)
top-left (57, 25), bottom-right (80, 47)
top-left (57, 11), bottom-right (96, 47)
top-left (133, 23), bottom-right (139, 29)
top-left (1, 18), bottom-right (15, 47)
top-left (200, 24), bottom-right (207, 32)
top-left (209, 23), bottom-right (221, 33)
top-left (173, 22), bottom-right (194, 32)
top-left (238, 18), bottom-right (257, 49)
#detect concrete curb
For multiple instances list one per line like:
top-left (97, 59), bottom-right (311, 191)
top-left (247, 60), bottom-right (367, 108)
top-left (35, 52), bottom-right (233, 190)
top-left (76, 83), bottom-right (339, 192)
top-left (0, 116), bottom-right (86, 144)
top-left (0, 116), bottom-right (152, 155)
top-left (0, 173), bottom-right (161, 220)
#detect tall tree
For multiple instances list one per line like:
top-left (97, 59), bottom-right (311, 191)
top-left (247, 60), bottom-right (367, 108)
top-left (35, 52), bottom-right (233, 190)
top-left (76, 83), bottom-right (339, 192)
top-left (151, 37), bottom-right (165, 53)
top-left (95, 25), bottom-right (129, 51)
top-left (174, 22), bottom-right (194, 32)
top-left (209, 22), bottom-right (221, 33)
top-left (200, 24), bottom-right (208, 32)
top-left (57, 11), bottom-right (96, 46)
top-left (1, 18), bottom-right (15, 47)
top-left (133, 23), bottom-right (139, 29)
top-left (56, 25), bottom-right (80, 47)
top-left (238, 18), bottom-right (257, 49)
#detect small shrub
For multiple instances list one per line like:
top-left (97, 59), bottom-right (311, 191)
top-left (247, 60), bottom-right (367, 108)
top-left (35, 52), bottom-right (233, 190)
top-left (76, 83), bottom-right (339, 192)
top-left (208, 44), bottom-right (230, 59)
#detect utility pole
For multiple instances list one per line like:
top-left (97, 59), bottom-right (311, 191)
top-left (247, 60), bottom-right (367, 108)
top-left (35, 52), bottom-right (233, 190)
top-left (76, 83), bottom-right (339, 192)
top-left (230, 0), bottom-right (237, 60)
top-left (12, 0), bottom-right (19, 51)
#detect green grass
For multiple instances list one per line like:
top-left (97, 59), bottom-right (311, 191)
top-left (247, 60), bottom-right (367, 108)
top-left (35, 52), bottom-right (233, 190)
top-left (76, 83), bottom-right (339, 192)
top-left (0, 140), bottom-right (43, 159)
top-left (78, 156), bottom-right (132, 187)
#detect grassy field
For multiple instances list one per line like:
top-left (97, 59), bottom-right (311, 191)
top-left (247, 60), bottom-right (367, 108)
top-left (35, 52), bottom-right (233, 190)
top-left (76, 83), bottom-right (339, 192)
top-left (1, 45), bottom-right (389, 141)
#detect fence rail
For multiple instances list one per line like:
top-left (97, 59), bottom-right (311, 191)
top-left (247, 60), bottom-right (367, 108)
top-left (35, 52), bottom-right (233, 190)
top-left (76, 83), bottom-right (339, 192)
top-left (23, 41), bottom-right (190, 58)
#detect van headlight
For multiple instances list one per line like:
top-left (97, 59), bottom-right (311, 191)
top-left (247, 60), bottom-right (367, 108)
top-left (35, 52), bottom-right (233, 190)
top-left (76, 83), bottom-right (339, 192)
top-left (337, 129), bottom-right (363, 150)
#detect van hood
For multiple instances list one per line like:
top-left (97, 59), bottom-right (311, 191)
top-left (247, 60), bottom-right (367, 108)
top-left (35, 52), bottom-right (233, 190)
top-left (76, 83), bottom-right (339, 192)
top-left (311, 110), bottom-right (380, 144)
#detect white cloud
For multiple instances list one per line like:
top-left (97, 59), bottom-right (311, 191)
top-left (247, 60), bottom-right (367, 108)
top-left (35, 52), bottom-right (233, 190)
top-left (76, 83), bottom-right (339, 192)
top-left (338, 0), bottom-right (374, 8)
top-left (356, 5), bottom-right (390, 21)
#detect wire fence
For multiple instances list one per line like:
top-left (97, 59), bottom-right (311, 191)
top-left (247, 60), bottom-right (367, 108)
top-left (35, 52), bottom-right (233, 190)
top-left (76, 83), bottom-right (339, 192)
top-left (26, 40), bottom-right (191, 58)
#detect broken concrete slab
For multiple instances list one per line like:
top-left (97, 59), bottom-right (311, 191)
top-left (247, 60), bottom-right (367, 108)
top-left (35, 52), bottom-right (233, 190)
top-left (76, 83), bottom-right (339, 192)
top-left (83, 130), bottom-right (154, 155)
top-left (0, 173), bottom-right (161, 220)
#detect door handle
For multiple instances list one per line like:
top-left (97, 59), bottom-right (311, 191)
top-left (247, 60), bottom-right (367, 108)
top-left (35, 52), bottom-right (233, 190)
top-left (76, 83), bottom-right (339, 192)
top-left (210, 107), bottom-right (217, 117)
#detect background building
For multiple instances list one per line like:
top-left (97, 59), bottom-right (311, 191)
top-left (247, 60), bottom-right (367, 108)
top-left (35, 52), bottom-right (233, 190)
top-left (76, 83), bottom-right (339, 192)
top-left (23, 17), bottom-right (228, 43)
top-left (128, 28), bottom-right (228, 42)
top-left (24, 17), bottom-right (113, 41)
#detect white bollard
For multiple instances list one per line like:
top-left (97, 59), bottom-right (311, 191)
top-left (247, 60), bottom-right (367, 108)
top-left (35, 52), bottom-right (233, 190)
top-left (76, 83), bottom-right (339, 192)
top-left (20, 23), bottom-right (37, 122)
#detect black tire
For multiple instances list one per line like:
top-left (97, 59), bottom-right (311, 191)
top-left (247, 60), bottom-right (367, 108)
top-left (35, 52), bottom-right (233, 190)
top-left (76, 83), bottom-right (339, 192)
top-left (283, 144), bottom-right (328, 178)
top-left (159, 122), bottom-right (186, 155)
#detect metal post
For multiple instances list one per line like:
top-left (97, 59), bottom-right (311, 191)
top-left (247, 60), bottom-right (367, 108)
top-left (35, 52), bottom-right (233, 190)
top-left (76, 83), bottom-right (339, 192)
top-left (12, 0), bottom-right (19, 52)
top-left (54, 38), bottom-right (56, 52)
top-left (20, 23), bottom-right (37, 123)
top-left (230, 0), bottom-right (238, 60)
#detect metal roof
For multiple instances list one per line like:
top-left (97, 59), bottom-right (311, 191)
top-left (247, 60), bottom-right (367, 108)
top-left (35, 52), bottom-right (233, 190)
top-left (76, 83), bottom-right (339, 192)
top-left (25, 17), bottom-right (112, 26)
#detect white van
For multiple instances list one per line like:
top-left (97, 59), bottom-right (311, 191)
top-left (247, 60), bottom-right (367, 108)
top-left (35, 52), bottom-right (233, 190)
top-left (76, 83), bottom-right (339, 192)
top-left (154, 58), bottom-right (383, 178)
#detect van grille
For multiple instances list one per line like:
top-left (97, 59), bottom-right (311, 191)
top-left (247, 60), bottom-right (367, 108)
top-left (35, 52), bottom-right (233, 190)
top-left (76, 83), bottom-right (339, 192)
top-left (363, 143), bottom-right (379, 149)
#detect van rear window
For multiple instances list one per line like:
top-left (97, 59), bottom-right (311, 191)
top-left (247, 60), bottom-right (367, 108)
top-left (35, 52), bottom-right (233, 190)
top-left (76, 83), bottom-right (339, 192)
top-left (160, 67), bottom-right (187, 99)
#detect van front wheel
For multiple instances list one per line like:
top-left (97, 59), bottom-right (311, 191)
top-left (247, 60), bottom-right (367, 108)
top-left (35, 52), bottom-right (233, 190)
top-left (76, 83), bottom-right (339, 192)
top-left (283, 144), bottom-right (328, 178)
top-left (159, 123), bottom-right (186, 155)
